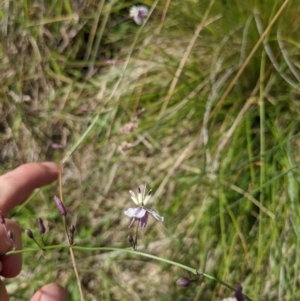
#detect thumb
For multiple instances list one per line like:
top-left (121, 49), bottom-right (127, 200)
top-left (30, 283), bottom-right (67, 301)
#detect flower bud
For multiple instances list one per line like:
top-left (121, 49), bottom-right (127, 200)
top-left (176, 277), bottom-right (191, 288)
top-left (127, 235), bottom-right (134, 244)
top-left (235, 284), bottom-right (243, 301)
top-left (51, 143), bottom-right (63, 149)
top-left (69, 224), bottom-right (76, 245)
top-left (38, 218), bottom-right (46, 234)
top-left (70, 224), bottom-right (76, 235)
top-left (54, 196), bottom-right (67, 216)
top-left (25, 229), bottom-right (34, 239)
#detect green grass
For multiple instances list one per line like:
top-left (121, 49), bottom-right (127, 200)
top-left (1, 0), bottom-right (300, 300)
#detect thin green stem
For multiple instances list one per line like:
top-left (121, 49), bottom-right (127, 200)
top-left (32, 237), bottom-right (45, 252)
top-left (8, 245), bottom-right (253, 301)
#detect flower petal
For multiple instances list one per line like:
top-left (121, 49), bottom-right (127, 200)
top-left (129, 190), bottom-right (139, 205)
top-left (134, 15), bottom-right (143, 26)
top-left (139, 210), bottom-right (148, 228)
top-left (146, 208), bottom-right (164, 222)
top-left (143, 189), bottom-right (152, 205)
top-left (142, 184), bottom-right (146, 199)
top-left (124, 207), bottom-right (147, 219)
top-left (129, 6), bottom-right (137, 18)
top-left (137, 187), bottom-right (143, 204)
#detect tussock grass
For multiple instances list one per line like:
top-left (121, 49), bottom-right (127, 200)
top-left (1, 0), bottom-right (300, 300)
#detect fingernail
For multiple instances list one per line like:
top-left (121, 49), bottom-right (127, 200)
top-left (41, 162), bottom-right (59, 174)
top-left (40, 283), bottom-right (67, 301)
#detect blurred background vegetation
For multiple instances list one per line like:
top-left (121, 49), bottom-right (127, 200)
top-left (1, 0), bottom-right (300, 300)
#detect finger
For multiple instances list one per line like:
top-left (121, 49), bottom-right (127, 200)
top-left (30, 283), bottom-right (67, 301)
top-left (0, 219), bottom-right (22, 278)
top-left (0, 279), bottom-right (9, 301)
top-left (0, 162), bottom-right (59, 217)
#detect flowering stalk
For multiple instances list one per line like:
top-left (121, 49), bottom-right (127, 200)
top-left (57, 169), bottom-right (84, 301)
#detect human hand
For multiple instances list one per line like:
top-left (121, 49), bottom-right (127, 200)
top-left (0, 162), bottom-right (67, 301)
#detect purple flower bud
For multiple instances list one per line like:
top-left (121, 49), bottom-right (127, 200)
top-left (54, 196), bottom-right (67, 216)
top-left (25, 229), bottom-right (34, 239)
top-left (69, 224), bottom-right (76, 245)
top-left (81, 105), bottom-right (88, 112)
top-left (38, 218), bottom-right (46, 234)
top-left (51, 143), bottom-right (64, 149)
top-left (70, 224), bottom-right (76, 235)
top-left (235, 284), bottom-right (244, 301)
top-left (0, 212), bottom-right (5, 224)
top-left (127, 235), bottom-right (134, 244)
top-left (176, 277), bottom-right (191, 288)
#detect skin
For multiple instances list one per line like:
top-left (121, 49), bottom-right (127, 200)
top-left (0, 162), bottom-right (67, 301)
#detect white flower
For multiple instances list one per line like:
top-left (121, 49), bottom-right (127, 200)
top-left (124, 185), bottom-right (164, 228)
top-left (129, 5), bottom-right (149, 26)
